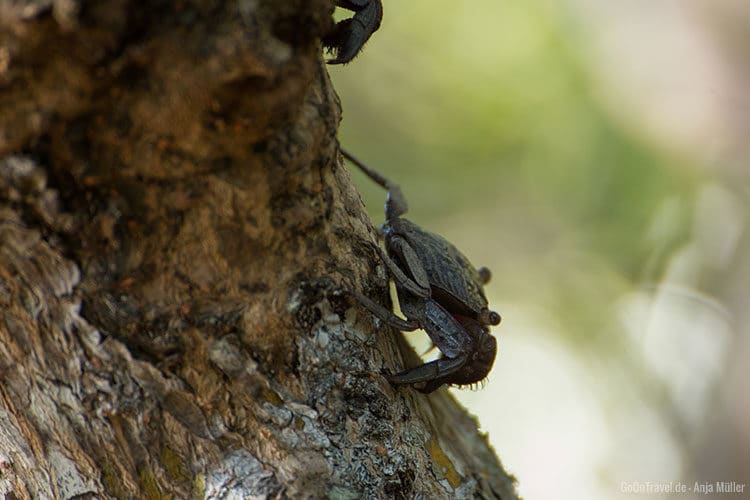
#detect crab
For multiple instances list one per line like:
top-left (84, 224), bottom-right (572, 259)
top-left (342, 148), bottom-right (501, 393)
top-left (324, 0), bottom-right (383, 64)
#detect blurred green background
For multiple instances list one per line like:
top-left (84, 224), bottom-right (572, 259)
top-left (330, 1), bottom-right (750, 498)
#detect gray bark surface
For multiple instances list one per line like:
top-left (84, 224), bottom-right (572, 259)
top-left (0, 1), bottom-right (519, 498)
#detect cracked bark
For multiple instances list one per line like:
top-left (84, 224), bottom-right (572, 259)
top-left (0, 1), bottom-right (519, 498)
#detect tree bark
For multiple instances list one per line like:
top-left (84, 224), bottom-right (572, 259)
top-left (0, 1), bottom-right (518, 498)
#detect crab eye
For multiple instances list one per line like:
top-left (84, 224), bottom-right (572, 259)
top-left (488, 311), bottom-right (501, 326)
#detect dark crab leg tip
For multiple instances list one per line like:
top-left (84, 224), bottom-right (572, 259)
top-left (325, 0), bottom-right (383, 65)
top-left (327, 46), bottom-right (360, 65)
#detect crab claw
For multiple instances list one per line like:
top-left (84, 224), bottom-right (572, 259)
top-left (324, 0), bottom-right (383, 64)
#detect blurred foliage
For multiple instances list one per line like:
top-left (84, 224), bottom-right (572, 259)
top-left (330, 0), bottom-right (702, 350)
top-left (331, 3), bottom-right (750, 497)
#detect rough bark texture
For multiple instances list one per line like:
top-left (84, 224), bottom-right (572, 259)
top-left (0, 1), bottom-right (518, 498)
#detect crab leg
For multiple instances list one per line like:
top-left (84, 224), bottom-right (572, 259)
top-left (372, 242), bottom-right (430, 298)
top-left (325, 0), bottom-right (383, 64)
top-left (340, 147), bottom-right (409, 220)
top-left (384, 237), bottom-right (431, 295)
top-left (400, 298), bottom-right (473, 359)
top-left (353, 291), bottom-right (420, 331)
top-left (388, 355), bottom-right (467, 387)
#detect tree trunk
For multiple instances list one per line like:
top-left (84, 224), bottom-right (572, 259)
top-left (0, 1), bottom-right (518, 498)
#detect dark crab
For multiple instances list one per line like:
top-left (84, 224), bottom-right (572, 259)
top-left (324, 0), bottom-right (383, 64)
top-left (342, 148), bottom-right (501, 393)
